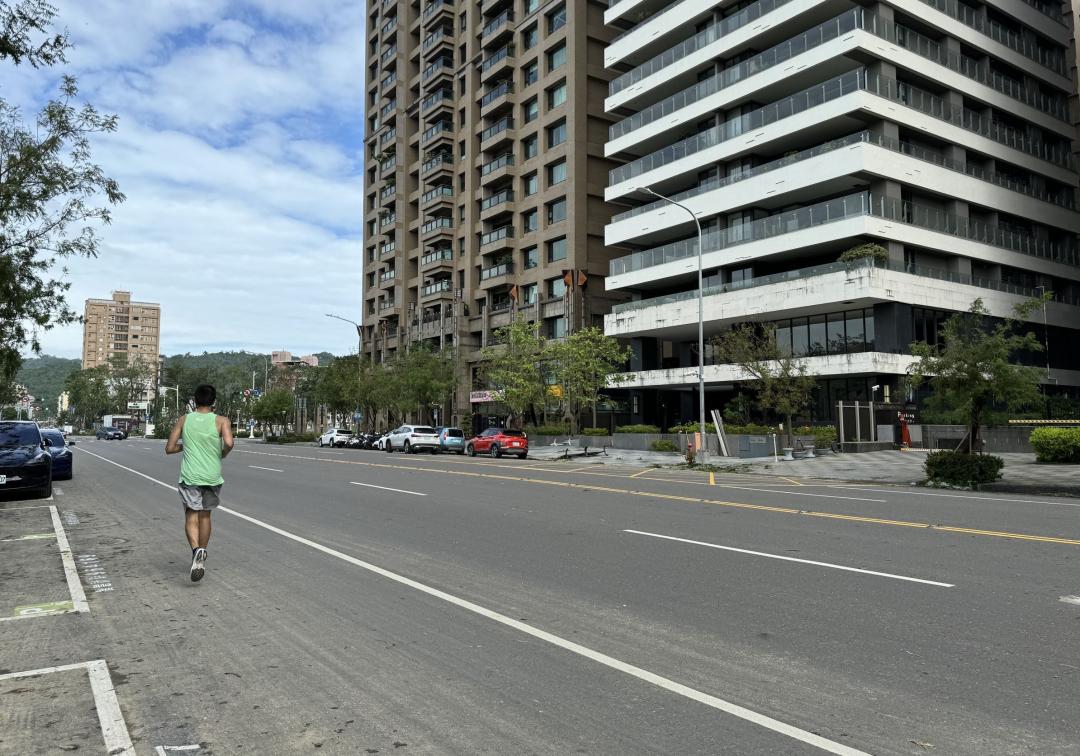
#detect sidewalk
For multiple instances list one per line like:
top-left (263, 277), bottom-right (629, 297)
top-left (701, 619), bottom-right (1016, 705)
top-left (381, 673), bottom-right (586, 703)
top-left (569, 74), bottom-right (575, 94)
top-left (529, 445), bottom-right (1080, 496)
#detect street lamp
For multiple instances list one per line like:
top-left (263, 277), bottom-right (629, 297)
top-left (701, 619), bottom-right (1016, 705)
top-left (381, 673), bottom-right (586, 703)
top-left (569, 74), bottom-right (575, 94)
top-left (637, 185), bottom-right (708, 463)
top-left (160, 385), bottom-right (180, 415)
top-left (326, 312), bottom-right (364, 428)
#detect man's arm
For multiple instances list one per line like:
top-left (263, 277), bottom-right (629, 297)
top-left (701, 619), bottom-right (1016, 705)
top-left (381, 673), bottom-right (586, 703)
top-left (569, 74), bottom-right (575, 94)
top-left (218, 415), bottom-right (234, 459)
top-left (165, 416), bottom-right (185, 454)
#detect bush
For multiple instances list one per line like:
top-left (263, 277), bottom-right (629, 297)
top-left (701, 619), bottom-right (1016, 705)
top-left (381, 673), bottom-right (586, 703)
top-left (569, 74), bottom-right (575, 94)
top-left (235, 430), bottom-right (249, 439)
top-left (582, 427), bottom-right (609, 436)
top-left (811, 426), bottom-right (838, 449)
top-left (924, 451), bottom-right (1003, 488)
top-left (615, 424), bottom-right (661, 433)
top-left (724, 423), bottom-right (775, 435)
top-left (530, 424), bottom-right (570, 436)
top-left (838, 242), bottom-right (888, 264)
top-left (266, 432), bottom-right (317, 444)
top-left (669, 422), bottom-right (716, 434)
top-left (650, 439), bottom-right (677, 452)
top-left (1030, 427), bottom-right (1080, 464)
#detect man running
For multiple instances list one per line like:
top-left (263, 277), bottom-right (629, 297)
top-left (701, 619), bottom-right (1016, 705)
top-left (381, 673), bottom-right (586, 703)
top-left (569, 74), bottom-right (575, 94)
top-left (165, 384), bottom-right (233, 581)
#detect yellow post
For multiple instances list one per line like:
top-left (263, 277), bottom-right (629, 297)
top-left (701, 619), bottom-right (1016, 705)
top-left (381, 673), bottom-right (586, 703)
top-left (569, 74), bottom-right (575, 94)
top-left (709, 471), bottom-right (715, 486)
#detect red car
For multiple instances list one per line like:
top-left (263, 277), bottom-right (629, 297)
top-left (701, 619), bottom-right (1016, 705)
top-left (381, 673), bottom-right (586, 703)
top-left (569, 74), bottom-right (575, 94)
top-left (466, 428), bottom-right (528, 459)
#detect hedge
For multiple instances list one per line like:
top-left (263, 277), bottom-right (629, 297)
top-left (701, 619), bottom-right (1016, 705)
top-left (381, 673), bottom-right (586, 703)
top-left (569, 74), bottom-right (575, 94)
top-left (650, 439), bottom-right (678, 452)
top-left (924, 451), bottom-right (1003, 488)
top-left (266, 432), bottom-right (317, 444)
top-left (615, 424), bottom-right (661, 434)
top-left (582, 427), bottom-right (609, 436)
top-left (529, 425), bottom-right (570, 436)
top-left (1030, 427), bottom-right (1080, 464)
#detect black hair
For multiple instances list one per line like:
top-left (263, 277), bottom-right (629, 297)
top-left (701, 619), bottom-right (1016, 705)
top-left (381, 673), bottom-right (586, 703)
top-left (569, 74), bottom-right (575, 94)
top-left (193, 384), bottom-right (217, 407)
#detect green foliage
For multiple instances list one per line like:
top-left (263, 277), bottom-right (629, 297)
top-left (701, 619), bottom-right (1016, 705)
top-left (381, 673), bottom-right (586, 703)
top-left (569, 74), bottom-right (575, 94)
top-left (14, 354), bottom-right (80, 412)
top-left (252, 389), bottom-right (293, 429)
top-left (722, 393), bottom-right (752, 425)
top-left (548, 327), bottom-right (632, 434)
top-left (908, 298), bottom-right (1044, 453)
top-left (582, 427), bottom-right (609, 436)
top-left (650, 439), bottom-right (678, 452)
top-left (64, 366), bottom-right (111, 426)
top-left (838, 243), bottom-right (888, 264)
top-left (924, 451), bottom-right (1003, 487)
top-left (725, 423), bottom-right (775, 435)
top-left (615, 424), bottom-right (661, 434)
top-left (1029, 427), bottom-right (1080, 464)
top-left (107, 354), bottom-right (153, 414)
top-left (482, 317), bottom-right (547, 426)
top-left (0, 2), bottom-right (124, 391)
top-left (265, 432), bottom-right (317, 444)
top-left (713, 323), bottom-right (816, 443)
top-left (529, 424), bottom-right (570, 436)
top-left (813, 426), bottom-right (838, 448)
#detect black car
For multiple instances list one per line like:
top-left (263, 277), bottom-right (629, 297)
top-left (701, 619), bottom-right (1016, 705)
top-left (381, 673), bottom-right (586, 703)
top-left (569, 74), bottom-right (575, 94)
top-left (41, 428), bottom-right (74, 480)
top-left (0, 421), bottom-right (53, 498)
top-left (96, 426), bottom-right (124, 440)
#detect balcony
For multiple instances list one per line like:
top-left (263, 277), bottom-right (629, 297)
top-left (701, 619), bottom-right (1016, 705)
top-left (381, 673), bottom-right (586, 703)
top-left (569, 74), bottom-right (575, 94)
top-left (379, 156), bottom-right (397, 175)
top-left (380, 17), bottom-right (397, 37)
top-left (420, 120), bottom-right (453, 147)
top-left (479, 81), bottom-right (513, 117)
top-left (421, 152), bottom-right (453, 176)
top-left (421, 247), bottom-right (454, 269)
top-left (380, 45), bottom-right (397, 67)
top-left (378, 211), bottom-right (397, 229)
top-left (480, 261), bottom-right (514, 287)
top-left (378, 126), bottom-right (397, 146)
top-left (421, 26), bottom-right (453, 55)
top-left (379, 183), bottom-right (397, 202)
top-left (420, 184), bottom-right (454, 208)
top-left (420, 88), bottom-right (453, 114)
top-left (379, 240), bottom-right (397, 258)
top-left (479, 153), bottom-right (513, 186)
top-left (421, 279), bottom-right (454, 299)
top-left (422, 0), bottom-right (452, 24)
top-left (480, 44), bottom-right (514, 83)
top-left (480, 225), bottom-right (514, 253)
top-left (421, 57), bottom-right (452, 84)
top-left (378, 299), bottom-right (399, 312)
top-left (420, 216), bottom-right (453, 237)
top-left (379, 269), bottom-right (397, 287)
top-left (479, 188), bottom-right (513, 221)
top-left (480, 10), bottom-right (513, 46)
top-left (380, 99), bottom-right (397, 118)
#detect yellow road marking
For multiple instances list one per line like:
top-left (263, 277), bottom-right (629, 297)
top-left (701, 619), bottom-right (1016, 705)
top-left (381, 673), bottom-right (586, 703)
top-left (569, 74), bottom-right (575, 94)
top-left (629, 469), bottom-right (652, 478)
top-left (780, 477), bottom-right (804, 486)
top-left (236, 449), bottom-right (1080, 547)
top-left (709, 472), bottom-right (715, 486)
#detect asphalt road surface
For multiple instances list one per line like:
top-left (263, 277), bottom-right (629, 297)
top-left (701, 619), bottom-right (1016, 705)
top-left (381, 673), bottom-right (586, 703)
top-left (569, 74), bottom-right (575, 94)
top-left (2, 437), bottom-right (1079, 755)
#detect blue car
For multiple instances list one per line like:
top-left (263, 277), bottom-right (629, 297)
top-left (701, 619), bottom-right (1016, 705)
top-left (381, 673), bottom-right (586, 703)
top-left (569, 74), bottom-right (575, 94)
top-left (41, 428), bottom-right (74, 480)
top-left (434, 427), bottom-right (466, 454)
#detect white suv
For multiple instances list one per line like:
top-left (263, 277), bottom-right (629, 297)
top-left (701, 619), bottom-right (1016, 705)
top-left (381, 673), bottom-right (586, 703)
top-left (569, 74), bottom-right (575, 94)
top-left (318, 428), bottom-right (353, 447)
top-left (385, 425), bottom-right (439, 453)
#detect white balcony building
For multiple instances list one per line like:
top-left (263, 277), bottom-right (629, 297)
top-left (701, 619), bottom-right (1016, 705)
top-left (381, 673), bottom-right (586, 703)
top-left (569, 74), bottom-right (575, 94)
top-left (601, 0), bottom-right (1080, 425)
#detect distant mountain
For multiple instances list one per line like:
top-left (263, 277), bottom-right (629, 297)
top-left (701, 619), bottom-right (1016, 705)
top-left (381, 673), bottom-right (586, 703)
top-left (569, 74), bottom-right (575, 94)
top-left (162, 350), bottom-right (268, 369)
top-left (16, 355), bottom-right (82, 412)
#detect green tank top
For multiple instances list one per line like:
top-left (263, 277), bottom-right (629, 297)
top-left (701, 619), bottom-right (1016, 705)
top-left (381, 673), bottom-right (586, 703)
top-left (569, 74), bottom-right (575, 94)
top-left (180, 412), bottom-right (224, 486)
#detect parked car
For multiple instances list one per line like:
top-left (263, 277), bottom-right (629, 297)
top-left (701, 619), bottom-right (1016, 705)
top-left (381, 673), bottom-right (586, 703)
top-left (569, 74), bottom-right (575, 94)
top-left (385, 425), bottom-right (440, 453)
top-left (466, 428), bottom-right (528, 459)
top-left (0, 421), bottom-right (53, 498)
top-left (373, 432), bottom-right (390, 451)
top-left (40, 428), bottom-right (74, 480)
top-left (318, 428), bottom-right (353, 447)
top-left (95, 426), bottom-right (124, 440)
top-left (434, 427), bottom-right (466, 454)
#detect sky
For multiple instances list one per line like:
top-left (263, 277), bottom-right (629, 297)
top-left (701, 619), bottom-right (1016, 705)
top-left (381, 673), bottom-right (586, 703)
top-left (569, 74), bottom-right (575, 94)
top-left (9, 0), bottom-right (365, 359)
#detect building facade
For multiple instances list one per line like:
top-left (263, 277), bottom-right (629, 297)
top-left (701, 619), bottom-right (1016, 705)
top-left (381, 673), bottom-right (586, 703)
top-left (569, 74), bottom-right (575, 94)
top-left (82, 291), bottom-right (162, 401)
top-left (362, 0), bottom-right (628, 428)
top-left (601, 0), bottom-right (1080, 426)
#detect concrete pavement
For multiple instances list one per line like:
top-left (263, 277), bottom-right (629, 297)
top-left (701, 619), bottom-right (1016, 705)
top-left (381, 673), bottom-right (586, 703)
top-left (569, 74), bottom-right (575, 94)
top-left (2, 436), bottom-right (1079, 753)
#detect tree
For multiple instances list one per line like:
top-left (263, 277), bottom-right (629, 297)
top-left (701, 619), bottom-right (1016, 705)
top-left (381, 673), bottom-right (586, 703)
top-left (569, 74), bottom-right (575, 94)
top-left (837, 242), bottom-right (888, 264)
top-left (713, 323), bottom-right (816, 444)
top-left (64, 365), bottom-right (110, 428)
top-left (108, 355), bottom-right (152, 414)
top-left (480, 317), bottom-right (548, 428)
top-left (0, 1), bottom-right (124, 392)
top-left (390, 346), bottom-right (454, 425)
top-left (907, 297), bottom-right (1043, 453)
top-left (252, 389), bottom-right (293, 436)
top-left (548, 327), bottom-right (632, 434)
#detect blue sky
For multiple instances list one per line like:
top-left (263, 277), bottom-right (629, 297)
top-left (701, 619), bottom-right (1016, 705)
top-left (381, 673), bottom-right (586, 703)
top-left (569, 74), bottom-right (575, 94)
top-left (11, 0), bottom-right (365, 359)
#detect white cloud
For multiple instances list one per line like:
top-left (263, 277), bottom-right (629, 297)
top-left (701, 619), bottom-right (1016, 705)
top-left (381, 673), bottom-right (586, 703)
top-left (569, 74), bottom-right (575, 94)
top-left (19, 0), bottom-right (365, 359)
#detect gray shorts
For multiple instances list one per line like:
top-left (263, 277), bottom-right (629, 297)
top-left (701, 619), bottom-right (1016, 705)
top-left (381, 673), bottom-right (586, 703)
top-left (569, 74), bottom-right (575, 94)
top-left (178, 483), bottom-right (222, 511)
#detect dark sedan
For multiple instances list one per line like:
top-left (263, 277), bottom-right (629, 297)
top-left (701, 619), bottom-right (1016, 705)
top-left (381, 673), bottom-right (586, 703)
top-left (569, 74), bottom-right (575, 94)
top-left (0, 421), bottom-right (53, 498)
top-left (41, 428), bottom-right (74, 480)
top-left (96, 426), bottom-right (124, 440)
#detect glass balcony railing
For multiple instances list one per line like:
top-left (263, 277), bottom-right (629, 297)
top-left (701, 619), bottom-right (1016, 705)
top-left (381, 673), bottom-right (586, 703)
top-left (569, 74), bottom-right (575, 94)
top-left (480, 81), bottom-right (512, 108)
top-left (481, 261), bottom-right (514, 280)
top-left (421, 89), bottom-right (453, 112)
top-left (421, 121), bottom-right (452, 143)
top-left (482, 10), bottom-right (513, 38)
top-left (480, 188), bottom-right (513, 211)
top-left (480, 226), bottom-right (513, 245)
top-left (422, 0), bottom-right (450, 21)
top-left (379, 299), bottom-right (397, 310)
top-left (421, 153), bottom-right (452, 172)
top-left (480, 153), bottom-right (513, 176)
top-left (480, 116), bottom-right (513, 142)
top-left (610, 68), bottom-right (1073, 187)
top-left (612, 131), bottom-right (1074, 225)
top-left (481, 45), bottom-right (514, 73)
top-left (422, 280), bottom-right (453, 296)
top-left (421, 185), bottom-right (454, 203)
top-left (380, 18), bottom-right (397, 35)
top-left (610, 8), bottom-right (1068, 142)
top-left (421, 58), bottom-right (451, 82)
top-left (379, 184), bottom-right (396, 200)
top-left (379, 241), bottom-right (396, 256)
top-left (422, 27), bottom-right (451, 52)
top-left (378, 212), bottom-right (396, 228)
top-left (379, 269), bottom-right (397, 282)
top-left (380, 45), bottom-right (397, 65)
top-left (421, 217), bottom-right (453, 234)
top-left (609, 191), bottom-right (1078, 277)
top-left (379, 127), bottom-right (397, 145)
top-left (421, 248), bottom-right (453, 266)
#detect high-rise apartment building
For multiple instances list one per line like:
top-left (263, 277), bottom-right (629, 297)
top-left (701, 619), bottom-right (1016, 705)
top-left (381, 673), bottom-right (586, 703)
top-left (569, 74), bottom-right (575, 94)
top-left (601, 0), bottom-right (1080, 425)
top-left (82, 291), bottom-right (161, 400)
top-left (363, 0), bottom-right (626, 428)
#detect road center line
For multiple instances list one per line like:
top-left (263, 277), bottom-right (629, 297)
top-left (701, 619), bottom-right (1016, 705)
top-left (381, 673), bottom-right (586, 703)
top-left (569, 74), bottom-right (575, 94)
top-left (827, 486), bottom-right (1080, 508)
top-left (78, 447), bottom-right (866, 754)
top-left (248, 465), bottom-right (283, 473)
top-left (624, 530), bottom-right (954, 588)
top-left (350, 481), bottom-right (427, 496)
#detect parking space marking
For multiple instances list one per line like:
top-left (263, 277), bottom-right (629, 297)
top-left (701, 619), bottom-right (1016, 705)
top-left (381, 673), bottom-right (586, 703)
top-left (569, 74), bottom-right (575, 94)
top-left (350, 481), bottom-right (427, 496)
top-left (0, 660), bottom-right (135, 755)
top-left (50, 504), bottom-right (90, 613)
top-left (624, 530), bottom-right (955, 588)
top-left (156, 746), bottom-right (202, 755)
top-left (1, 532), bottom-right (56, 542)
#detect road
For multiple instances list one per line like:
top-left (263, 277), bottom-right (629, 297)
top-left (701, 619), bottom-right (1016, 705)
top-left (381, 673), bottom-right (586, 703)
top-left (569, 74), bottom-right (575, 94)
top-left (2, 437), bottom-right (1078, 754)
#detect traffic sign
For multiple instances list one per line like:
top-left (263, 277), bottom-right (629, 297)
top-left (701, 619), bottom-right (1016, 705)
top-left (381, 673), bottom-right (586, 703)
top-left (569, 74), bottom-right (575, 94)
top-left (243, 389), bottom-right (252, 397)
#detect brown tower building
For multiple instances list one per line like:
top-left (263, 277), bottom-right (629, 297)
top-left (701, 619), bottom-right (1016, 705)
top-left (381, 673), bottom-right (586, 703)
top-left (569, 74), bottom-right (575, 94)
top-left (363, 0), bottom-right (626, 428)
top-left (82, 291), bottom-right (161, 400)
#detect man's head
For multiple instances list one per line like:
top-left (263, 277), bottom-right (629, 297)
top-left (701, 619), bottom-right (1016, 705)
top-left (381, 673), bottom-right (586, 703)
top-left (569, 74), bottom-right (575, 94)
top-left (193, 384), bottom-right (217, 408)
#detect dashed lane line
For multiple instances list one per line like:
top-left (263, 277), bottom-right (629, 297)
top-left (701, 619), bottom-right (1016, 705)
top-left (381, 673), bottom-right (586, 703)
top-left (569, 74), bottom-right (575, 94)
top-left (350, 481), bottom-right (427, 496)
top-left (75, 448), bottom-right (868, 756)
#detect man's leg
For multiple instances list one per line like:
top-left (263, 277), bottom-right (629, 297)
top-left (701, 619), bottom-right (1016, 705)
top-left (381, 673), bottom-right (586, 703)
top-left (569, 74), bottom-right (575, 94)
top-left (184, 508), bottom-right (200, 549)
top-left (197, 511), bottom-right (212, 549)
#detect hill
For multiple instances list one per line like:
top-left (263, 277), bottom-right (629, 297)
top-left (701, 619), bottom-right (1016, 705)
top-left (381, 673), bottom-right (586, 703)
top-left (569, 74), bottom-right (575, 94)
top-left (15, 355), bottom-right (81, 412)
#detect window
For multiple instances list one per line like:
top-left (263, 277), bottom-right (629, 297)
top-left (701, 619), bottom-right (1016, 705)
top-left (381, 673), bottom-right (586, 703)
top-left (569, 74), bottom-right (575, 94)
top-left (523, 60), bottom-right (539, 86)
top-left (546, 4), bottom-right (566, 33)
top-left (547, 236), bottom-right (566, 261)
top-left (547, 81), bottom-right (566, 109)
top-left (524, 0), bottom-right (539, 13)
top-left (548, 277), bottom-right (566, 298)
top-left (546, 119), bottom-right (566, 148)
top-left (522, 172), bottom-right (538, 196)
top-left (522, 208), bottom-right (538, 232)
top-left (547, 159), bottom-right (566, 185)
top-left (546, 316), bottom-right (567, 338)
top-left (521, 283), bottom-right (538, 304)
top-left (523, 134), bottom-right (538, 159)
top-left (522, 245), bottom-right (539, 269)
top-left (522, 24), bottom-right (538, 49)
top-left (546, 197), bottom-right (566, 224)
top-left (522, 97), bottom-right (539, 123)
top-left (546, 43), bottom-right (566, 71)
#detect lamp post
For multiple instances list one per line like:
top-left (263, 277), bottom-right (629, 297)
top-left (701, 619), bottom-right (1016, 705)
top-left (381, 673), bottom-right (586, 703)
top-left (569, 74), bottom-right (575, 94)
top-left (326, 312), bottom-right (364, 428)
top-left (638, 186), bottom-right (708, 463)
top-left (160, 385), bottom-right (180, 416)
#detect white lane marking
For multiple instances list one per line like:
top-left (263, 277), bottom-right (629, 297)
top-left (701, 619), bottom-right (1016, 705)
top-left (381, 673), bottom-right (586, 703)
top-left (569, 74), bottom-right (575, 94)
top-left (248, 465), bottom-right (283, 473)
top-left (1059, 595), bottom-right (1080, 605)
top-left (54, 487), bottom-right (64, 496)
top-left (156, 746), bottom-right (202, 754)
top-left (0, 660), bottom-right (134, 755)
top-left (624, 530), bottom-right (954, 588)
top-left (350, 481), bottom-right (427, 496)
top-left (828, 486), bottom-right (1080, 508)
top-left (50, 504), bottom-right (90, 612)
top-left (82, 447), bottom-right (867, 755)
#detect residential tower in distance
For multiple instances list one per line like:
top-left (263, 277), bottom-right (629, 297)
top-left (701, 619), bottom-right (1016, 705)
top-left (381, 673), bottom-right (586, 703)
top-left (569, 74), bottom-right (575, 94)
top-left (82, 291), bottom-right (161, 401)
